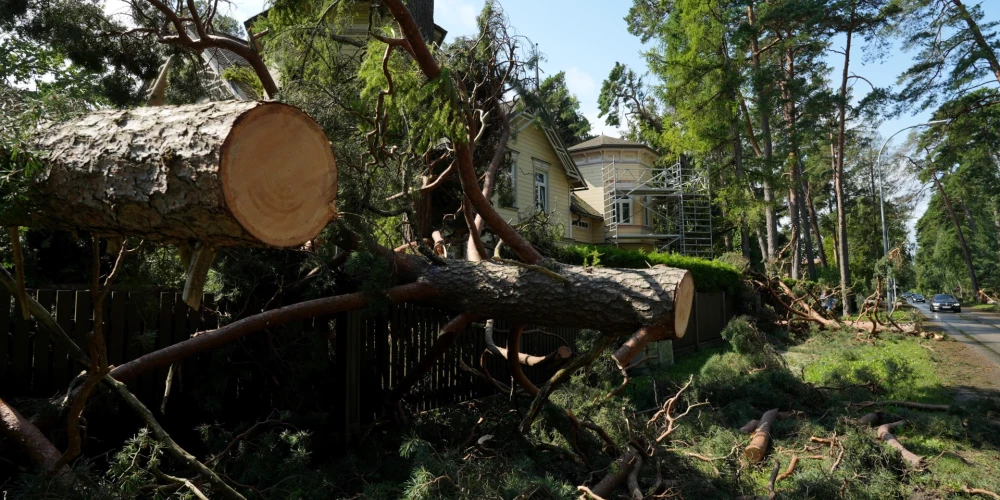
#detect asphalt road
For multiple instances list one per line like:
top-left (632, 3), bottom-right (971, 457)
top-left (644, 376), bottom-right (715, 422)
top-left (910, 300), bottom-right (1000, 366)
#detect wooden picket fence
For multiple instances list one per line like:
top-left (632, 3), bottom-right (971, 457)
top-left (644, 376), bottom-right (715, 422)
top-left (0, 289), bottom-right (215, 404)
top-left (0, 288), bottom-right (735, 437)
top-left (331, 304), bottom-right (586, 434)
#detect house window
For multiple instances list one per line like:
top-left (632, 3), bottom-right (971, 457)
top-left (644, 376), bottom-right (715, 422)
top-left (643, 196), bottom-right (651, 227)
top-left (498, 151), bottom-right (518, 208)
top-left (535, 172), bottom-right (548, 212)
top-left (572, 219), bottom-right (590, 229)
top-left (613, 197), bottom-right (632, 224)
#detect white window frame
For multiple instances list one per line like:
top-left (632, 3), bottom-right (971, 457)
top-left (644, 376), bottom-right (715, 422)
top-left (613, 196), bottom-right (632, 224)
top-left (572, 219), bottom-right (590, 229)
top-left (643, 196), bottom-right (651, 227)
top-left (532, 158), bottom-right (550, 213)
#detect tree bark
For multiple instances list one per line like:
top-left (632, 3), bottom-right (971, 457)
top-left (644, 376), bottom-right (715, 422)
top-left (745, 408), bottom-right (784, 462)
top-left (407, 259), bottom-right (695, 335)
top-left (781, 47), bottom-right (802, 279)
top-left (931, 172), bottom-right (981, 301)
top-left (15, 101), bottom-right (337, 248)
top-left (748, 1), bottom-right (778, 259)
top-left (799, 177), bottom-right (818, 280)
top-left (732, 100), bottom-right (752, 259)
top-left (589, 447), bottom-right (641, 498)
top-left (805, 180), bottom-right (828, 267)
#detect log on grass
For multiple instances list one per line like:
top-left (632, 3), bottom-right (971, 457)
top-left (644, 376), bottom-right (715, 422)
top-left (877, 420), bottom-right (922, 467)
top-left (745, 409), bottom-right (786, 462)
top-left (589, 447), bottom-right (641, 498)
top-left (17, 101), bottom-right (337, 247)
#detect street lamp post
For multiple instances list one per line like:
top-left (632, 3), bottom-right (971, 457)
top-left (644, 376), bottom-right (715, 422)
top-left (873, 119), bottom-right (949, 313)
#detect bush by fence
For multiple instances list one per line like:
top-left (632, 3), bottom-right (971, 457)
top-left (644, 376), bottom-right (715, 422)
top-left (553, 244), bottom-right (744, 295)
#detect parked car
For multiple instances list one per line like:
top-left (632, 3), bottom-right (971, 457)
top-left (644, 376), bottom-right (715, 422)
top-left (930, 294), bottom-right (961, 313)
top-left (912, 294), bottom-right (925, 303)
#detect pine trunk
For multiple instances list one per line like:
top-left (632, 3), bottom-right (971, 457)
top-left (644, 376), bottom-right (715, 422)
top-left (806, 180), bottom-right (827, 268)
top-left (932, 172), bottom-right (981, 301)
top-left (836, 9), bottom-right (856, 316)
top-left (748, 1), bottom-right (778, 259)
top-left (13, 101), bottom-right (338, 248)
top-left (111, 258), bottom-right (695, 381)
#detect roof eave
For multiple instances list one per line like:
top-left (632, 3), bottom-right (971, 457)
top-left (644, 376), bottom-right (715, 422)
top-left (567, 143), bottom-right (658, 155)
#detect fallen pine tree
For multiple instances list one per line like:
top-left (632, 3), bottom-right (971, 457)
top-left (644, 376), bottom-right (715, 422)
top-left (0, 1), bottom-right (698, 489)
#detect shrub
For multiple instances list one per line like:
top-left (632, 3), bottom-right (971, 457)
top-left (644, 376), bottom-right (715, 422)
top-left (553, 244), bottom-right (743, 294)
top-left (720, 316), bottom-right (782, 369)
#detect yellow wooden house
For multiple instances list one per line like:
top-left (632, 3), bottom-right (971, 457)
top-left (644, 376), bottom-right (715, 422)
top-left (491, 111), bottom-right (607, 245)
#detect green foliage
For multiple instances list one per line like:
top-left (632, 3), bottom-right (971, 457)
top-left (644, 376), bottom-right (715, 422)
top-left (222, 66), bottom-right (265, 99)
top-left (716, 251), bottom-right (750, 274)
top-left (893, 0), bottom-right (1000, 111)
top-left (345, 250), bottom-right (395, 310)
top-left (553, 244), bottom-right (744, 294)
top-left (524, 71), bottom-right (592, 147)
top-left (720, 315), bottom-right (782, 369)
top-left (358, 40), bottom-right (466, 154)
top-left (1, 0), bottom-right (161, 107)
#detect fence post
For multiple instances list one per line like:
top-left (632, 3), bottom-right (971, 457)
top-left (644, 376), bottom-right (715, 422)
top-left (693, 293), bottom-right (701, 352)
top-left (0, 291), bottom-right (10, 389)
top-left (344, 311), bottom-right (362, 438)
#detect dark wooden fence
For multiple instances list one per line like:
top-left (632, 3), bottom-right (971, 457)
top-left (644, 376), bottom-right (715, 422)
top-left (0, 289), bottom-right (215, 404)
top-left (1, 289), bottom-right (736, 435)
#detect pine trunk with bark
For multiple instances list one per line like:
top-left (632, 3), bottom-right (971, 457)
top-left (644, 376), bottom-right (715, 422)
top-left (781, 47), bottom-right (804, 279)
top-left (12, 101), bottom-right (338, 248)
top-left (805, 180), bottom-right (827, 267)
top-left (835, 12), bottom-right (855, 315)
top-left (110, 257), bottom-right (695, 382)
top-left (932, 172), bottom-right (981, 301)
top-left (748, 1), bottom-right (778, 260)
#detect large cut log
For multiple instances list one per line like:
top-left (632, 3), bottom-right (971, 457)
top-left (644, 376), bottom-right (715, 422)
top-left (407, 259), bottom-right (694, 334)
top-left (13, 101), bottom-right (337, 247)
top-left (110, 258), bottom-right (695, 383)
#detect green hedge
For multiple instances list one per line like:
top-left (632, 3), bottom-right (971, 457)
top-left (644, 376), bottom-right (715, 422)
top-left (553, 244), bottom-right (744, 294)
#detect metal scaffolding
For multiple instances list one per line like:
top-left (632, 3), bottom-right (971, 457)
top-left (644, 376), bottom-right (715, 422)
top-left (602, 155), bottom-right (713, 258)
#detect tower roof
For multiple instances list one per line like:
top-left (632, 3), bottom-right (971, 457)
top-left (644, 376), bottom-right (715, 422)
top-left (567, 134), bottom-right (656, 154)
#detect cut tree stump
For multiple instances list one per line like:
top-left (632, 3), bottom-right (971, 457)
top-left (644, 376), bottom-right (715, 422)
top-left (15, 101), bottom-right (337, 247)
top-left (745, 409), bottom-right (788, 462)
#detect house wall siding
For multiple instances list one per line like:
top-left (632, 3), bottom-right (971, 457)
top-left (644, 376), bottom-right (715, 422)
top-left (495, 123), bottom-right (574, 240)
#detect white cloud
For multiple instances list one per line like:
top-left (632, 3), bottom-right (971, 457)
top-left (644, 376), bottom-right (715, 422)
top-left (435, 0), bottom-right (481, 37)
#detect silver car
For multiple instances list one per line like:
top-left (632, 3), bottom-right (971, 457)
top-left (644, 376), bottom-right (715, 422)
top-left (930, 294), bottom-right (961, 313)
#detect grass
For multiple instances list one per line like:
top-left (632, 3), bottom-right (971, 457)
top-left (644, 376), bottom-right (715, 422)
top-left (844, 308), bottom-right (920, 323)
top-left (972, 303), bottom-right (998, 312)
